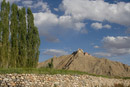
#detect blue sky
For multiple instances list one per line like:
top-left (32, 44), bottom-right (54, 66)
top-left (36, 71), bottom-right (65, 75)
top-left (1, 0), bottom-right (130, 65)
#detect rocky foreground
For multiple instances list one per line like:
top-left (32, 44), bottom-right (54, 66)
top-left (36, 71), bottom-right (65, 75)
top-left (0, 74), bottom-right (130, 87)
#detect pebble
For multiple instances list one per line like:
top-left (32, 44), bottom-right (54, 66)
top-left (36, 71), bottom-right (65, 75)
top-left (0, 74), bottom-right (130, 87)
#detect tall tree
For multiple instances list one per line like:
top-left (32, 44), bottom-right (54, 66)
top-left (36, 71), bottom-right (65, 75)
top-left (27, 8), bottom-right (40, 67)
top-left (1, 0), bottom-right (10, 68)
top-left (0, 10), bottom-right (2, 67)
top-left (32, 26), bottom-right (40, 67)
top-left (0, 20), bottom-right (1, 43)
top-left (17, 7), bottom-right (27, 67)
top-left (10, 4), bottom-right (18, 68)
top-left (0, 1), bottom-right (40, 68)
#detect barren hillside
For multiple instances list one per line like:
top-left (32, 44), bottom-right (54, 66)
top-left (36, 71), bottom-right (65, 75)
top-left (38, 49), bottom-right (130, 77)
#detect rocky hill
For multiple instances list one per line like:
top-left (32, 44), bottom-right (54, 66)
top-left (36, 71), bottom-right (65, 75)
top-left (38, 49), bottom-right (130, 77)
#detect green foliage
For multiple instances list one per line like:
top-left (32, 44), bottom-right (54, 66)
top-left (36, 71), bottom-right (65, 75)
top-left (0, 0), bottom-right (10, 68)
top-left (48, 59), bottom-right (53, 68)
top-left (122, 77), bottom-right (130, 79)
top-left (0, 0), bottom-right (40, 68)
top-left (0, 68), bottom-right (129, 80)
top-left (0, 68), bottom-right (97, 74)
top-left (0, 12), bottom-right (2, 68)
top-left (27, 8), bottom-right (40, 68)
top-left (10, 3), bottom-right (18, 68)
top-left (17, 7), bottom-right (27, 68)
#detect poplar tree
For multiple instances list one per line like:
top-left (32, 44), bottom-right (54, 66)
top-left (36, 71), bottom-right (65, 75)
top-left (10, 4), bottom-right (18, 68)
top-left (27, 8), bottom-right (40, 67)
top-left (0, 0), bottom-right (40, 68)
top-left (0, 12), bottom-right (2, 67)
top-left (32, 26), bottom-right (40, 67)
top-left (18, 7), bottom-right (27, 67)
top-left (1, 0), bottom-right (10, 68)
top-left (0, 15), bottom-right (1, 43)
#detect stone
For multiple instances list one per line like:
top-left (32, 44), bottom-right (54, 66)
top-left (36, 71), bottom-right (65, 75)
top-left (0, 74), bottom-right (130, 87)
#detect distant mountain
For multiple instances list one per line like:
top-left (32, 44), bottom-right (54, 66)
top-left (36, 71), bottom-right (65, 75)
top-left (38, 49), bottom-right (130, 77)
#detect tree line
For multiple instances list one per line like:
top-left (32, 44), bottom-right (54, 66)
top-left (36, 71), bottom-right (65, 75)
top-left (0, 0), bottom-right (40, 68)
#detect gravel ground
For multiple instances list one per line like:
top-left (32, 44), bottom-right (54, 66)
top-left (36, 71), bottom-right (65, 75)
top-left (0, 74), bottom-right (130, 87)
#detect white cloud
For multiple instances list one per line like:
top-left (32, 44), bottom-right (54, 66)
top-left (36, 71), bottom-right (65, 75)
top-left (32, 1), bottom-right (87, 33)
top-left (58, 15), bottom-right (86, 31)
top-left (19, 0), bottom-right (88, 39)
top-left (33, 12), bottom-right (59, 42)
top-left (107, 48), bottom-right (130, 55)
top-left (75, 22), bottom-right (86, 31)
top-left (7, 0), bottom-right (20, 3)
top-left (103, 36), bottom-right (130, 55)
top-left (80, 29), bottom-right (88, 34)
top-left (61, 0), bottom-right (130, 26)
top-left (33, 1), bottom-right (50, 12)
top-left (54, 8), bottom-right (59, 11)
top-left (93, 52), bottom-right (112, 57)
top-left (94, 36), bottom-right (130, 57)
top-left (43, 49), bottom-right (68, 56)
top-left (34, 12), bottom-right (87, 42)
top-left (94, 45), bottom-right (99, 48)
top-left (104, 24), bottom-right (111, 29)
top-left (18, 6), bottom-right (23, 9)
top-left (103, 36), bottom-right (130, 49)
top-left (91, 22), bottom-right (103, 29)
top-left (34, 12), bottom-right (58, 29)
top-left (91, 22), bottom-right (111, 29)
top-left (22, 1), bottom-right (33, 5)
top-left (58, 15), bottom-right (74, 29)
top-left (22, 0), bottom-right (33, 7)
top-left (0, 0), bottom-right (20, 3)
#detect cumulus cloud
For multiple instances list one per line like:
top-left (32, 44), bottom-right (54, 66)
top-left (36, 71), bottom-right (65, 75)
top-left (94, 45), bottom-right (99, 48)
top-left (75, 22), bottom-right (86, 31)
top-left (91, 22), bottom-right (103, 29)
top-left (22, 1), bottom-right (33, 5)
top-left (91, 22), bottom-right (111, 29)
top-left (54, 8), bottom-right (59, 11)
top-left (34, 12), bottom-right (86, 32)
top-left (33, 12), bottom-right (59, 42)
top-left (80, 29), bottom-right (88, 34)
top-left (34, 12), bottom-right (58, 30)
top-left (0, 0), bottom-right (20, 3)
top-left (93, 52), bottom-right (112, 57)
top-left (61, 0), bottom-right (130, 26)
top-left (22, 0), bottom-right (33, 7)
top-left (103, 36), bottom-right (130, 49)
top-left (33, 12), bottom-right (87, 42)
top-left (104, 24), bottom-right (111, 29)
top-left (43, 49), bottom-right (68, 56)
top-left (93, 36), bottom-right (130, 57)
top-left (33, 1), bottom-right (50, 12)
top-left (31, 1), bottom-right (87, 38)
top-left (58, 15), bottom-right (86, 31)
top-left (21, 0), bottom-right (50, 12)
top-left (103, 36), bottom-right (130, 55)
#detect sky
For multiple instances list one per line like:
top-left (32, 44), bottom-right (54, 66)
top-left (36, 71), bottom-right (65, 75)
top-left (0, 0), bottom-right (130, 65)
